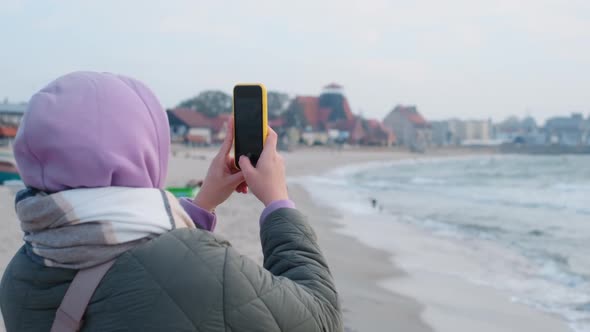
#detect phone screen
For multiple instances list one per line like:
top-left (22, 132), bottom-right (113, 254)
top-left (234, 85), bottom-right (263, 167)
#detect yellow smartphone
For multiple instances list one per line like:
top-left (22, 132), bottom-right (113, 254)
top-left (233, 84), bottom-right (268, 169)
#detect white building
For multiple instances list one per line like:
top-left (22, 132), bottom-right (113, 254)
top-left (462, 120), bottom-right (492, 141)
top-left (431, 119), bottom-right (493, 146)
top-left (0, 102), bottom-right (27, 126)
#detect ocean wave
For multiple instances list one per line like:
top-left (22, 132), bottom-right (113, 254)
top-left (326, 154), bottom-right (504, 178)
top-left (528, 229), bottom-right (545, 236)
top-left (552, 183), bottom-right (590, 193)
top-left (296, 155), bottom-right (590, 331)
top-left (399, 215), bottom-right (507, 240)
top-left (577, 302), bottom-right (590, 312)
top-left (409, 177), bottom-right (447, 185)
top-left (531, 250), bottom-right (589, 288)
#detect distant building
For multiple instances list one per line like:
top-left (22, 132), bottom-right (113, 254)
top-left (284, 84), bottom-right (392, 146)
top-left (362, 119), bottom-right (396, 146)
top-left (0, 127), bottom-right (17, 139)
top-left (493, 116), bottom-right (545, 145)
top-left (519, 116), bottom-right (545, 145)
top-left (167, 108), bottom-right (230, 145)
top-left (545, 113), bottom-right (586, 146)
top-left (431, 119), bottom-right (493, 146)
top-left (0, 102), bottom-right (26, 127)
top-left (521, 116), bottom-right (538, 133)
top-left (431, 121), bottom-right (452, 146)
top-left (461, 119), bottom-right (492, 145)
top-left (0, 102), bottom-right (26, 142)
top-left (325, 117), bottom-right (364, 144)
top-left (285, 95), bottom-right (328, 145)
top-left (494, 116), bottom-right (524, 143)
top-left (286, 84), bottom-right (355, 131)
top-left (300, 131), bottom-right (329, 146)
top-left (383, 105), bottom-right (431, 151)
top-left (323, 117), bottom-right (395, 146)
top-left (584, 115), bottom-right (590, 145)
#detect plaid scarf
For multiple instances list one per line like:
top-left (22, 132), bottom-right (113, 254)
top-left (15, 187), bottom-right (195, 269)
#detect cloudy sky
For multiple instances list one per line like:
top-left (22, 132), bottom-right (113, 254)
top-left (1, 0), bottom-right (589, 122)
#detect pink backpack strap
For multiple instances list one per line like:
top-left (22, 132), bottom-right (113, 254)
top-left (51, 260), bottom-right (115, 332)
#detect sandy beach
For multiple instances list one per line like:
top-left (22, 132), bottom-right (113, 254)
top-left (0, 147), bottom-right (572, 331)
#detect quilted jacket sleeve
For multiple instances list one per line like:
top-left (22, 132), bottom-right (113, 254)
top-left (222, 208), bottom-right (342, 332)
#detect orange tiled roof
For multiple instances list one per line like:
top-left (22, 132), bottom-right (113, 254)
top-left (170, 108), bottom-right (211, 127)
top-left (0, 126), bottom-right (17, 138)
top-left (269, 118), bottom-right (285, 128)
top-left (395, 106), bottom-right (428, 127)
top-left (363, 118), bottom-right (396, 143)
top-left (170, 108), bottom-right (229, 132)
top-left (295, 94), bottom-right (356, 129)
top-left (295, 96), bottom-right (320, 128)
top-left (342, 98), bottom-right (354, 121)
top-left (209, 114), bottom-right (231, 132)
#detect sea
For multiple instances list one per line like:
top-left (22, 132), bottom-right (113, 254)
top-left (294, 155), bottom-right (590, 332)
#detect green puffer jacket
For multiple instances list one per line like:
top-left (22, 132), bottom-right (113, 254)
top-left (0, 208), bottom-right (342, 331)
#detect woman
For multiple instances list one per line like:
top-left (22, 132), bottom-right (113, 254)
top-left (0, 72), bottom-right (342, 331)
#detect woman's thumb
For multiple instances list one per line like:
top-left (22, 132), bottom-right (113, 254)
top-left (238, 156), bottom-right (255, 175)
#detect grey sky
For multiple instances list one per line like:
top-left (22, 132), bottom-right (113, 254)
top-left (1, 0), bottom-right (589, 122)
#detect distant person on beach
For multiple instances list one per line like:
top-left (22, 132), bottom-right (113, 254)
top-left (370, 198), bottom-right (384, 213)
top-left (0, 72), bottom-right (342, 332)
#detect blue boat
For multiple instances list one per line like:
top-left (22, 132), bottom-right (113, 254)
top-left (0, 156), bottom-right (20, 184)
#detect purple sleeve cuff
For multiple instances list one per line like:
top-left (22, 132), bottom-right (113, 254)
top-left (179, 198), bottom-right (217, 232)
top-left (260, 200), bottom-right (296, 226)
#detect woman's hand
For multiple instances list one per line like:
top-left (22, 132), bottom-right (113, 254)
top-left (193, 121), bottom-right (245, 212)
top-left (239, 128), bottom-right (289, 206)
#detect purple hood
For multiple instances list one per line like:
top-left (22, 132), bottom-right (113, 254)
top-left (13, 71), bottom-right (170, 192)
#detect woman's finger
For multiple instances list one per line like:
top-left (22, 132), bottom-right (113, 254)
top-left (227, 157), bottom-right (240, 173)
top-left (238, 156), bottom-right (256, 176)
top-left (260, 127), bottom-right (278, 162)
top-left (237, 181), bottom-right (248, 193)
top-left (264, 127), bottom-right (278, 151)
top-left (216, 119), bottom-right (234, 159)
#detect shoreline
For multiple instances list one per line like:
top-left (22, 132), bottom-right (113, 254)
top-left (290, 154), bottom-right (571, 332)
top-left (288, 183), bottom-right (433, 331)
top-left (286, 150), bottom-right (573, 332)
